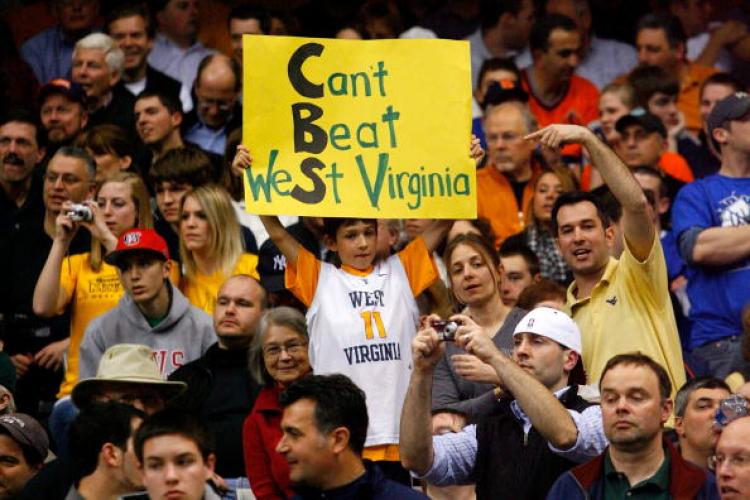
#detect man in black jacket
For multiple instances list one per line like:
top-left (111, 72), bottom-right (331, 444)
top-left (168, 274), bottom-right (266, 479)
top-left (401, 307), bottom-right (608, 499)
top-left (106, 3), bottom-right (189, 113)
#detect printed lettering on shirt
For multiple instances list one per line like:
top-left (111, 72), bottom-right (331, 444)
top-left (343, 342), bottom-right (402, 365)
top-left (151, 349), bottom-right (185, 375)
top-left (719, 193), bottom-right (750, 227)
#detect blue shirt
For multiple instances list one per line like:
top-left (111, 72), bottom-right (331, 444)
top-left (147, 33), bottom-right (214, 90)
top-left (671, 174), bottom-right (750, 348)
top-left (21, 26), bottom-right (99, 83)
top-left (184, 120), bottom-right (227, 156)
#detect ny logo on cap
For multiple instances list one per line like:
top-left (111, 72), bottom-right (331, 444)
top-left (527, 318), bottom-right (535, 327)
top-left (124, 232), bottom-right (141, 246)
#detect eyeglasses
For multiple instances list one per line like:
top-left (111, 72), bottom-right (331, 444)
top-left (708, 453), bottom-right (750, 471)
top-left (196, 96), bottom-right (235, 113)
top-left (263, 341), bottom-right (306, 359)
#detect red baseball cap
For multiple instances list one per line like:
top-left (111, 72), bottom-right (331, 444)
top-left (105, 228), bottom-right (170, 267)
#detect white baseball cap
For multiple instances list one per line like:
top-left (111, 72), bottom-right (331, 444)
top-left (513, 307), bottom-right (582, 355)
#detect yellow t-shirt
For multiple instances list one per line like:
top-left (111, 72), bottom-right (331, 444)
top-left (57, 255), bottom-right (181, 397)
top-left (57, 254), bottom-right (122, 397)
top-left (566, 237), bottom-right (686, 401)
top-left (180, 253), bottom-right (259, 315)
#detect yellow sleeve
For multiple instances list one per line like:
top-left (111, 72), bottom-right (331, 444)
top-left (56, 254), bottom-right (82, 315)
top-left (397, 237), bottom-right (439, 297)
top-left (285, 246), bottom-right (321, 307)
top-left (235, 253), bottom-right (260, 280)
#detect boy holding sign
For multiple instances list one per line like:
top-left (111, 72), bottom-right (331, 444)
top-left (233, 141), bottom-right (481, 480)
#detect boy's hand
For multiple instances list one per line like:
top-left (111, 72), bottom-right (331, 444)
top-left (231, 145), bottom-right (253, 177)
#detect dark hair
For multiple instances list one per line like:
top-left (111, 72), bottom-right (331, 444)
top-left (195, 54), bottom-right (241, 93)
top-left (76, 124), bottom-right (135, 159)
top-left (134, 408), bottom-right (214, 462)
top-left (105, 2), bottom-right (156, 39)
top-left (228, 5), bottom-right (271, 34)
top-left (636, 13), bottom-right (686, 49)
top-left (632, 165), bottom-right (668, 199)
top-left (628, 65), bottom-right (679, 108)
top-left (551, 191), bottom-right (612, 235)
top-left (480, 0), bottom-right (527, 30)
top-left (591, 185), bottom-right (623, 224)
top-left (69, 402), bottom-right (145, 482)
top-left (135, 88), bottom-right (183, 115)
top-left (516, 279), bottom-right (566, 310)
top-left (149, 146), bottom-right (213, 187)
top-left (674, 377), bottom-right (730, 418)
top-left (322, 218), bottom-right (377, 239)
top-left (499, 239), bottom-right (541, 276)
top-left (600, 352), bottom-right (672, 400)
top-left (476, 57), bottom-right (521, 90)
top-left (358, 0), bottom-right (403, 38)
top-left (0, 109), bottom-right (44, 148)
top-left (530, 14), bottom-right (578, 52)
top-left (279, 374), bottom-right (368, 455)
top-left (700, 72), bottom-right (746, 99)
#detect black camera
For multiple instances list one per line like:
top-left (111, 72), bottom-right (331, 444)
top-left (432, 320), bottom-right (459, 341)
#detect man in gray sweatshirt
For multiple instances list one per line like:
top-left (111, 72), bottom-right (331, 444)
top-left (78, 228), bottom-right (215, 380)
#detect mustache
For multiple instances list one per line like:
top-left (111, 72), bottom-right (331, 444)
top-left (2, 153), bottom-right (24, 165)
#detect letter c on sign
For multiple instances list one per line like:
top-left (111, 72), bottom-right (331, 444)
top-left (288, 43), bottom-right (324, 98)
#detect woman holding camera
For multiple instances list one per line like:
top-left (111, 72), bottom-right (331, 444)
top-left (431, 233), bottom-right (527, 425)
top-left (33, 172), bottom-right (168, 398)
top-left (243, 307), bottom-right (311, 500)
top-left (178, 184), bottom-right (259, 315)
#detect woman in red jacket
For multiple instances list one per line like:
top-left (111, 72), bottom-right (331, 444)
top-left (243, 306), bottom-right (311, 499)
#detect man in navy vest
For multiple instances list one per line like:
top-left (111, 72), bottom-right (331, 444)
top-left (400, 307), bottom-right (608, 499)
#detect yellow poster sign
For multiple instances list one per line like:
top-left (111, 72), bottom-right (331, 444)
top-left (242, 36), bottom-right (475, 218)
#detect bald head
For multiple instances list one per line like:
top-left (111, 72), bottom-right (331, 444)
top-left (214, 275), bottom-right (267, 350)
top-left (194, 54), bottom-right (240, 128)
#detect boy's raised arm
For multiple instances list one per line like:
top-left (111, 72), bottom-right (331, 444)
top-left (260, 215), bottom-right (300, 265)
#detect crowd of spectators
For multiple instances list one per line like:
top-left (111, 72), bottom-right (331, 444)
top-left (1, 0), bottom-right (750, 499)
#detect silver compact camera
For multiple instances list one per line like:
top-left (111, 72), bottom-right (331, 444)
top-left (67, 204), bottom-right (93, 222)
top-left (432, 320), bottom-right (459, 341)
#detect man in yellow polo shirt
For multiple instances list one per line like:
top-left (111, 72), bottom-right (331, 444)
top-left (526, 123), bottom-right (685, 400)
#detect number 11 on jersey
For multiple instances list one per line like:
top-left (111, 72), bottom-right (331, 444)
top-left (360, 311), bottom-right (387, 339)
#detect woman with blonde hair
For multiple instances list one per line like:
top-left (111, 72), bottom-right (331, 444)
top-left (505, 166), bottom-right (577, 284)
top-left (34, 170), bottom-right (164, 398)
top-left (179, 184), bottom-right (259, 314)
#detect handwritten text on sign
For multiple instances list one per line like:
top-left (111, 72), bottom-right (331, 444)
top-left (242, 36), bottom-right (475, 218)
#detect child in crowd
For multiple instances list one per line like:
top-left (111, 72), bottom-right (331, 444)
top-left (232, 139), bottom-right (482, 478)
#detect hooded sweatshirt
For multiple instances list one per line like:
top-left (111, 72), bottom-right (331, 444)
top-left (78, 282), bottom-right (216, 379)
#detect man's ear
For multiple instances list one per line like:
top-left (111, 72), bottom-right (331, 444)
top-left (101, 442), bottom-right (123, 467)
top-left (162, 259), bottom-right (172, 278)
top-left (329, 426), bottom-right (351, 455)
top-left (80, 109), bottom-right (89, 130)
top-left (657, 196), bottom-right (670, 216)
top-left (712, 127), bottom-right (728, 148)
top-left (674, 416), bottom-right (685, 437)
top-left (170, 112), bottom-right (183, 128)
top-left (661, 398), bottom-right (674, 426)
top-left (204, 453), bottom-right (216, 477)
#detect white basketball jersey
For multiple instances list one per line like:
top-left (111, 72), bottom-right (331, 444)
top-left (307, 253), bottom-right (419, 447)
